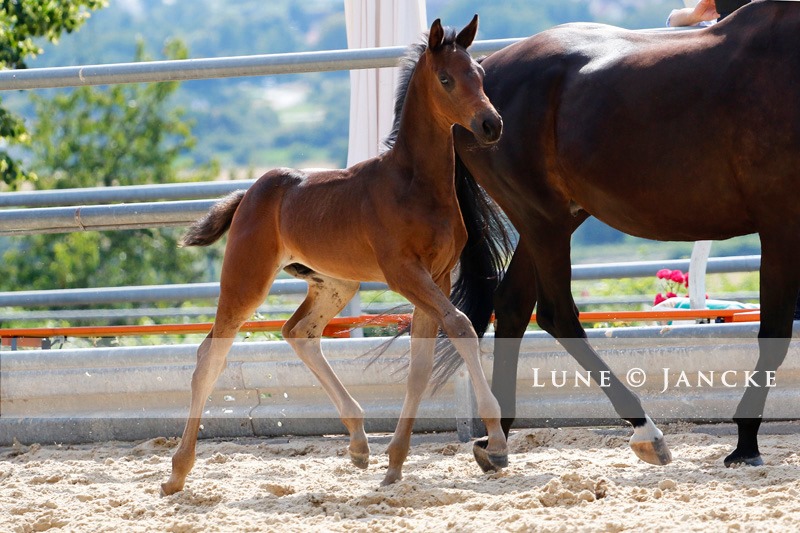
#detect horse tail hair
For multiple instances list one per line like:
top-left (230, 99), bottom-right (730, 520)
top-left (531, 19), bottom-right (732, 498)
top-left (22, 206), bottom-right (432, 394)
top-left (430, 153), bottom-right (514, 391)
top-left (180, 190), bottom-right (247, 247)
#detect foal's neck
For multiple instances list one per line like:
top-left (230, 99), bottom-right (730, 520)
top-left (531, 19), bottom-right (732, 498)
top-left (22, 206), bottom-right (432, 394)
top-left (390, 66), bottom-right (456, 197)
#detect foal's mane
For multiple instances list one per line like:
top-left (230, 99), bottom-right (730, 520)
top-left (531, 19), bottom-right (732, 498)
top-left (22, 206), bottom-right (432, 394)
top-left (382, 27), bottom-right (459, 151)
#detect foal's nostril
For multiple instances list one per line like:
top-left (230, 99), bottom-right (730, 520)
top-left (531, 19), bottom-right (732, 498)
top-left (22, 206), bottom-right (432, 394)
top-left (482, 118), bottom-right (501, 142)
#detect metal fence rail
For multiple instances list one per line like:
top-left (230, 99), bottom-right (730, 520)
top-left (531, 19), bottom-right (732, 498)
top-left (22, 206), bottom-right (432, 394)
top-left (0, 27), bottom-right (695, 93)
top-left (0, 180), bottom-right (256, 208)
top-left (0, 255), bottom-right (761, 309)
top-left (0, 293), bottom-right (763, 323)
top-left (0, 279), bottom-right (387, 308)
top-left (569, 255), bottom-right (759, 281)
top-left (0, 199), bottom-right (217, 235)
top-left (0, 38), bottom-right (521, 92)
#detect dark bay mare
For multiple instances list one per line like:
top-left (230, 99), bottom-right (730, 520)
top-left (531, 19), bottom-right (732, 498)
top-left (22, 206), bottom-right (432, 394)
top-left (161, 16), bottom-right (509, 495)
top-left (443, 0), bottom-right (800, 467)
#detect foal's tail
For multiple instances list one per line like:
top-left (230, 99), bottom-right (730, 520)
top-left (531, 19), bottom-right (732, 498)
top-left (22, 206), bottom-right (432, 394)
top-left (431, 154), bottom-right (513, 390)
top-left (180, 190), bottom-right (247, 247)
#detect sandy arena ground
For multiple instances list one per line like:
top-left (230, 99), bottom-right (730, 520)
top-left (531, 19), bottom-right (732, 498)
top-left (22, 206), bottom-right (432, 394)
top-left (2, 422), bottom-right (800, 532)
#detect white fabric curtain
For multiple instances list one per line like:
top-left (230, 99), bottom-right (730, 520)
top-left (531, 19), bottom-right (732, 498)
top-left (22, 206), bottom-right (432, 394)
top-left (344, 0), bottom-right (427, 167)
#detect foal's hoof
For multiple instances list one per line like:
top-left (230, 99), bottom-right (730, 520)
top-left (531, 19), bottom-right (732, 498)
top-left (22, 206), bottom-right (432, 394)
top-left (350, 451), bottom-right (369, 470)
top-left (629, 435), bottom-right (672, 466)
top-left (381, 469), bottom-right (402, 486)
top-left (472, 437), bottom-right (509, 473)
top-left (724, 449), bottom-right (764, 468)
top-left (160, 480), bottom-right (183, 497)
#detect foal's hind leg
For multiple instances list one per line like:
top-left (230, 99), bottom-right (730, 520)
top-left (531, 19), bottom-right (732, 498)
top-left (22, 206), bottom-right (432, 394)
top-left (162, 195), bottom-right (284, 496)
top-left (280, 271), bottom-right (369, 468)
top-left (161, 264), bottom-right (281, 496)
top-left (382, 307), bottom-right (438, 485)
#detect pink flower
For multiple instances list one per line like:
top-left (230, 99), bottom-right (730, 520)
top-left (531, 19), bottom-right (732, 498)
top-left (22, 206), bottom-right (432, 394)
top-left (653, 267), bottom-right (702, 305)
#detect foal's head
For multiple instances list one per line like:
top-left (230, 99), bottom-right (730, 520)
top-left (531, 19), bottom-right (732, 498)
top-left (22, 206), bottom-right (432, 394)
top-left (417, 15), bottom-right (502, 145)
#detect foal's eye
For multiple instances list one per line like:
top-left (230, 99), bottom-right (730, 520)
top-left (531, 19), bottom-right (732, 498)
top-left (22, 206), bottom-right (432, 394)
top-left (439, 74), bottom-right (451, 87)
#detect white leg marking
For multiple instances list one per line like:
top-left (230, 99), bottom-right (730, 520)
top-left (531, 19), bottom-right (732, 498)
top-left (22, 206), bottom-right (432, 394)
top-left (630, 415), bottom-right (663, 444)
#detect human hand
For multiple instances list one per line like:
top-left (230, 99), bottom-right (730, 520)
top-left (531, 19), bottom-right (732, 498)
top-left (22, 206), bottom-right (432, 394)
top-left (692, 0), bottom-right (720, 22)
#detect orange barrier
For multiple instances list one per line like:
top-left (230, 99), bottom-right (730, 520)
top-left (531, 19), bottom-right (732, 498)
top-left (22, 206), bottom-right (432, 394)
top-left (0, 314), bottom-right (411, 341)
top-left (0, 308), bottom-right (760, 348)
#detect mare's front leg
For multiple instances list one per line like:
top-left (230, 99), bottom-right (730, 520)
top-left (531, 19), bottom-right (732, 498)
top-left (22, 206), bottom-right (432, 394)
top-left (382, 307), bottom-right (438, 485)
top-left (387, 265), bottom-right (508, 473)
top-left (527, 229), bottom-right (671, 466)
top-left (725, 230), bottom-right (800, 467)
top-left (281, 274), bottom-right (369, 468)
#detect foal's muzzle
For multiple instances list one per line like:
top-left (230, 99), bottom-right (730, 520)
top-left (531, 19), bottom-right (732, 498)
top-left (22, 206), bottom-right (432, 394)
top-left (471, 111), bottom-right (503, 145)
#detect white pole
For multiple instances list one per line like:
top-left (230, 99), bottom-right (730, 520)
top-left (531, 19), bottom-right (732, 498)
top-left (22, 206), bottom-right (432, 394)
top-left (689, 240), bottom-right (713, 309)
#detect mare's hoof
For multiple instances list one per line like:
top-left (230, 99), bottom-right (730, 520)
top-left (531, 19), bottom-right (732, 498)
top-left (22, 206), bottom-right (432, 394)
top-left (350, 451), bottom-right (369, 469)
top-left (629, 435), bottom-right (672, 466)
top-left (472, 437), bottom-right (508, 473)
top-left (724, 449), bottom-right (763, 468)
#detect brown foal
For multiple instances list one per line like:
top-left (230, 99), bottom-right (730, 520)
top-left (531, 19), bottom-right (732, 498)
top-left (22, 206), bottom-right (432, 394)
top-left (161, 15), bottom-right (507, 494)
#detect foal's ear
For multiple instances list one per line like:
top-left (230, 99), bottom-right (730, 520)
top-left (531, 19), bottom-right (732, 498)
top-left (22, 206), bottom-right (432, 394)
top-left (428, 18), bottom-right (444, 50)
top-left (456, 14), bottom-right (478, 49)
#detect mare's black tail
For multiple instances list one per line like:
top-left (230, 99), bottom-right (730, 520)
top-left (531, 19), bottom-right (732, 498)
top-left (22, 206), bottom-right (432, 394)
top-left (430, 153), bottom-right (513, 390)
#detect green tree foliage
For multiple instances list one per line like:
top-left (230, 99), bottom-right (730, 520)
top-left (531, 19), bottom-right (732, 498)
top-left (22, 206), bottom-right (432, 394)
top-left (0, 0), bottom-right (106, 187)
top-left (13, 0), bottom-right (354, 170)
top-left (0, 40), bottom-right (221, 294)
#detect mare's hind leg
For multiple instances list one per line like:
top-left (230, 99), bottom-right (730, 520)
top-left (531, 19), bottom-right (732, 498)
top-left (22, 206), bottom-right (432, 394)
top-left (162, 266), bottom-right (281, 496)
top-left (725, 230), bottom-right (800, 467)
top-left (472, 242), bottom-right (538, 463)
top-left (382, 307), bottom-right (438, 485)
top-left (491, 241), bottom-right (538, 436)
top-left (385, 265), bottom-right (508, 472)
top-left (280, 268), bottom-right (368, 468)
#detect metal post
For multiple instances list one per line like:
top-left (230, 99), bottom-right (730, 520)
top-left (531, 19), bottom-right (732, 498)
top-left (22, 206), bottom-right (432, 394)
top-left (454, 368), bottom-right (483, 442)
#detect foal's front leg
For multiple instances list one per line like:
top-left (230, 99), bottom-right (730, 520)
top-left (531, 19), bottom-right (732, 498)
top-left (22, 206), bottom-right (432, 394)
top-left (382, 308), bottom-right (438, 485)
top-left (387, 266), bottom-right (508, 473)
